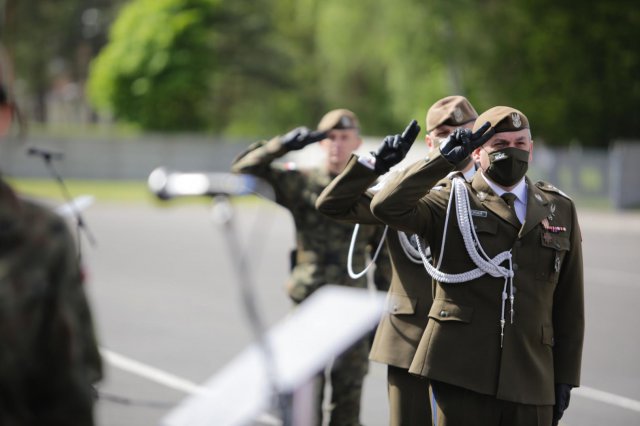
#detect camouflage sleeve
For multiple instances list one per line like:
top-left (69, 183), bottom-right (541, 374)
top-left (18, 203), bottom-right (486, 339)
top-left (35, 214), bottom-right (102, 424)
top-left (230, 136), bottom-right (306, 209)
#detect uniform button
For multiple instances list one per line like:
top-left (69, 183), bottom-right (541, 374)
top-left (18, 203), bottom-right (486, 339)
top-left (392, 304), bottom-right (399, 313)
top-left (440, 310), bottom-right (449, 318)
top-left (512, 264), bottom-right (519, 271)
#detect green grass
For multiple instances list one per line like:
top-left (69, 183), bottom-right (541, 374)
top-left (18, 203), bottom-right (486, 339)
top-left (7, 178), bottom-right (155, 203)
top-left (6, 178), bottom-right (267, 207)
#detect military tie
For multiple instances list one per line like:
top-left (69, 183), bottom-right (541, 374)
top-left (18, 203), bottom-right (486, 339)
top-left (501, 192), bottom-right (517, 210)
top-left (501, 192), bottom-right (520, 223)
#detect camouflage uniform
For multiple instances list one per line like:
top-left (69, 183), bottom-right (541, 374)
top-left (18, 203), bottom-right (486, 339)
top-left (0, 178), bottom-right (102, 425)
top-left (231, 137), bottom-right (389, 426)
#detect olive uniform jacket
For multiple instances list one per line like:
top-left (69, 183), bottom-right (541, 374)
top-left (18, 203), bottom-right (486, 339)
top-left (316, 154), bottom-right (433, 369)
top-left (370, 150), bottom-right (584, 405)
top-left (231, 138), bottom-right (390, 304)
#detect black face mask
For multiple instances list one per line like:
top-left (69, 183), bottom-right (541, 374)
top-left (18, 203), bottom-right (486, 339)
top-left (484, 147), bottom-right (529, 187)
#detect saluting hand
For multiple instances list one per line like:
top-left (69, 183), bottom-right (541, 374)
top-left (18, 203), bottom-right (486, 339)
top-left (439, 121), bottom-right (495, 165)
top-left (372, 119), bottom-right (421, 174)
top-left (280, 126), bottom-right (327, 151)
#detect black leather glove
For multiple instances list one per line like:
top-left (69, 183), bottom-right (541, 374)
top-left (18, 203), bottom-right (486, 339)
top-left (280, 126), bottom-right (327, 151)
top-left (372, 119), bottom-right (420, 174)
top-left (439, 121), bottom-right (495, 165)
top-left (552, 383), bottom-right (573, 426)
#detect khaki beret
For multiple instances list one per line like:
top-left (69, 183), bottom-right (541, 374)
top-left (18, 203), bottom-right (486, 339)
top-left (473, 106), bottom-right (530, 133)
top-left (317, 108), bottom-right (359, 132)
top-left (426, 96), bottom-right (478, 133)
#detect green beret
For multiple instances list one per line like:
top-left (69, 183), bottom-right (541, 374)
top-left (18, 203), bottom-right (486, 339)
top-left (317, 108), bottom-right (360, 132)
top-left (473, 106), bottom-right (530, 133)
top-left (426, 95), bottom-right (478, 133)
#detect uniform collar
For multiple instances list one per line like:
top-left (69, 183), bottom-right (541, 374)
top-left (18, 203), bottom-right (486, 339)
top-left (518, 181), bottom-right (550, 238)
top-left (471, 173), bottom-right (521, 229)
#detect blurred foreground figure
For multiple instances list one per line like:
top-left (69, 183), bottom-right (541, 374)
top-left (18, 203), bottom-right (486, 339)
top-left (0, 84), bottom-right (102, 424)
top-left (371, 106), bottom-right (584, 426)
top-left (231, 109), bottom-right (390, 426)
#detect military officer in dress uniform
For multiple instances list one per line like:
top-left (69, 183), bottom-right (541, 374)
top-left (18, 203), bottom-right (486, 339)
top-left (231, 109), bottom-right (390, 426)
top-left (370, 106), bottom-right (584, 426)
top-left (316, 96), bottom-right (479, 426)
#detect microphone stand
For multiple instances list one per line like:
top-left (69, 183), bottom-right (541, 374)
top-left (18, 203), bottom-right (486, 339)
top-left (29, 148), bottom-right (97, 259)
top-left (209, 195), bottom-right (292, 426)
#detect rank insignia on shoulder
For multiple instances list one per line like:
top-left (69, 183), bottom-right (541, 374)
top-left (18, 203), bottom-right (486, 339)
top-left (536, 181), bottom-right (572, 200)
top-left (471, 209), bottom-right (488, 217)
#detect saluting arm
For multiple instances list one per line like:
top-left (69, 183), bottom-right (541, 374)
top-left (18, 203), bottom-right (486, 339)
top-left (316, 154), bottom-right (381, 224)
top-left (317, 119), bottom-right (422, 225)
top-left (370, 150), bottom-right (454, 236)
top-left (230, 137), bottom-right (289, 178)
top-left (372, 122), bottom-right (495, 236)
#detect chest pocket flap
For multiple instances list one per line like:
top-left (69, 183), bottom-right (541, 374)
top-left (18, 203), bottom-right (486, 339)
top-left (540, 233), bottom-right (571, 251)
top-left (428, 299), bottom-right (474, 323)
top-left (387, 293), bottom-right (417, 315)
top-left (472, 217), bottom-right (498, 235)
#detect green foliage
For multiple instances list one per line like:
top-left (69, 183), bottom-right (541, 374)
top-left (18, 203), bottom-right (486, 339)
top-left (6, 0), bottom-right (639, 145)
top-left (87, 0), bottom-right (220, 130)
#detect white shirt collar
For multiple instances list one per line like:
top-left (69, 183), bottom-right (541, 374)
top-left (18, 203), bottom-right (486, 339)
top-left (462, 165), bottom-right (476, 182)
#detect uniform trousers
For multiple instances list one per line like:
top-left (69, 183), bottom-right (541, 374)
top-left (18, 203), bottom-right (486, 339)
top-left (387, 365), bottom-right (431, 426)
top-left (429, 380), bottom-right (553, 426)
top-left (314, 337), bottom-right (370, 426)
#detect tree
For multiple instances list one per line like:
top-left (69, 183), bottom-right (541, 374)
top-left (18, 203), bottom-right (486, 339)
top-left (87, 0), bottom-right (291, 132)
top-left (1, 0), bottom-right (125, 122)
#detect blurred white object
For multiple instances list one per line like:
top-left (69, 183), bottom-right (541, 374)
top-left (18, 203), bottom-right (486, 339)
top-left (54, 195), bottom-right (95, 217)
top-left (163, 285), bottom-right (385, 426)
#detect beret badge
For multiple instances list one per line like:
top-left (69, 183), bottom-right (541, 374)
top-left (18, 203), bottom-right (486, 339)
top-left (511, 112), bottom-right (522, 128)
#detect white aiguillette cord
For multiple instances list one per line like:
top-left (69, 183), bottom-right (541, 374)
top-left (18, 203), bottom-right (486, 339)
top-left (414, 177), bottom-right (515, 347)
top-left (347, 224), bottom-right (388, 281)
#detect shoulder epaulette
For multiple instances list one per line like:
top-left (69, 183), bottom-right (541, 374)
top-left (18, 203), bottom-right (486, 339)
top-left (536, 181), bottom-right (572, 200)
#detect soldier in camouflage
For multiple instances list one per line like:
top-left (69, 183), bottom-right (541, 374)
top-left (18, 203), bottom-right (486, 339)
top-left (231, 109), bottom-right (390, 426)
top-left (0, 94), bottom-right (102, 424)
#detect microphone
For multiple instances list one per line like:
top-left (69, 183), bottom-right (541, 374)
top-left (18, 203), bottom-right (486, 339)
top-left (148, 168), bottom-right (275, 201)
top-left (27, 146), bottom-right (64, 161)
